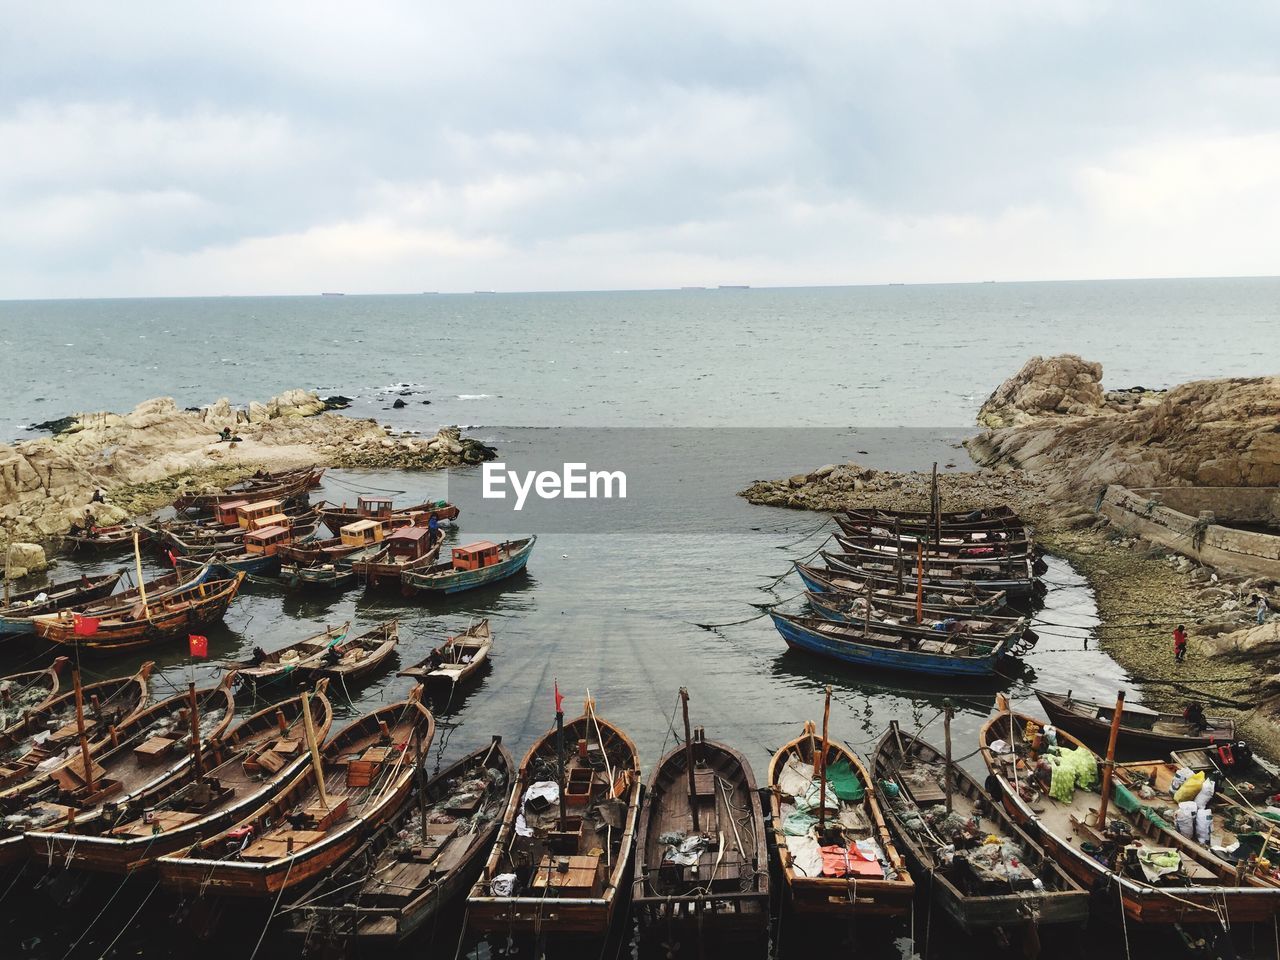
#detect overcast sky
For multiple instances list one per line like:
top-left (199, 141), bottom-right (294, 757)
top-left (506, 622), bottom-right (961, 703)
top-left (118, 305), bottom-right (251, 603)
top-left (2, 2), bottom-right (1278, 298)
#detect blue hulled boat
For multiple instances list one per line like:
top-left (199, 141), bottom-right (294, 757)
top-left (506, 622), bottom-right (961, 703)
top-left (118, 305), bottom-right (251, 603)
top-left (401, 537), bottom-right (535, 596)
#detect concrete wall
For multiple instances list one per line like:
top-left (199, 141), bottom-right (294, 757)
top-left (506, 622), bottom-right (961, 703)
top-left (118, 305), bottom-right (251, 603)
top-left (1130, 486), bottom-right (1280, 523)
top-left (1100, 484), bottom-right (1280, 579)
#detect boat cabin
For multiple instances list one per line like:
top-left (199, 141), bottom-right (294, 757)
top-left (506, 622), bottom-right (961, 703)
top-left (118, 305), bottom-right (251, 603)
top-left (339, 519), bottom-right (385, 547)
top-left (356, 496), bottom-right (395, 521)
top-left (245, 525), bottom-right (293, 556)
top-left (452, 541), bottom-right (500, 571)
top-left (214, 499), bottom-right (250, 526)
top-left (387, 526), bottom-right (434, 561)
top-left (237, 499), bottom-right (285, 530)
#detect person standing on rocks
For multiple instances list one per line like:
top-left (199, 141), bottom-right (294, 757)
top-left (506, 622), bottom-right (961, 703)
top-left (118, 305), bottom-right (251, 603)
top-left (1173, 624), bottom-right (1188, 663)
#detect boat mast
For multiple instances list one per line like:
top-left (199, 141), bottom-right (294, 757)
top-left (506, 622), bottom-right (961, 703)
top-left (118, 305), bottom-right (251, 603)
top-left (300, 689), bottom-right (329, 809)
top-left (2, 538), bottom-right (11, 607)
top-left (863, 579), bottom-right (872, 636)
top-left (894, 518), bottom-right (904, 594)
top-left (943, 698), bottom-right (954, 813)
top-left (930, 462), bottom-right (941, 549)
top-left (680, 688), bottom-right (699, 832)
top-left (132, 529), bottom-right (150, 619)
top-left (187, 681), bottom-right (203, 783)
top-left (915, 541), bottom-right (924, 623)
top-left (415, 714), bottom-right (428, 838)
top-left (555, 680), bottom-right (567, 833)
top-left (817, 685), bottom-right (832, 833)
top-left (72, 668), bottom-right (97, 796)
top-left (1095, 690), bottom-right (1125, 831)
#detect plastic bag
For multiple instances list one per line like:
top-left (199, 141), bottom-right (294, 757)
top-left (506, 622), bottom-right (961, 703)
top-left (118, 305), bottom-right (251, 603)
top-left (1194, 778), bottom-right (1216, 810)
top-left (1175, 801), bottom-right (1197, 838)
top-left (1174, 771), bottom-right (1205, 803)
top-left (1195, 808), bottom-right (1213, 845)
top-left (1170, 767), bottom-right (1193, 793)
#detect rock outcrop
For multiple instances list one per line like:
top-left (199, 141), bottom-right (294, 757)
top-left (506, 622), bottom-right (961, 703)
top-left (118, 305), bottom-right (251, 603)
top-left (1, 542), bottom-right (48, 580)
top-left (976, 354), bottom-right (1107, 428)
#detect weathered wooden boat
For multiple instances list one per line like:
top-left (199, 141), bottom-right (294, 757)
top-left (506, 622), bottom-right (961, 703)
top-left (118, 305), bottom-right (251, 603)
top-left (836, 512), bottom-right (1032, 547)
top-left (62, 524), bottom-right (153, 553)
top-left (1169, 746), bottom-right (1280, 807)
top-left (872, 725), bottom-right (1089, 934)
top-left (400, 537), bottom-right (535, 597)
top-left (634, 694), bottom-right (769, 940)
top-left (235, 622), bottom-right (351, 687)
top-left (768, 720), bottom-right (913, 916)
top-left (0, 572), bottom-right (125, 637)
top-left (302, 620), bottom-right (399, 686)
top-left (69, 564), bottom-right (216, 619)
top-left (351, 528), bottom-right (443, 590)
top-left (0, 662), bottom-right (154, 796)
top-left (33, 573), bottom-right (245, 652)
top-left (843, 506), bottom-right (1021, 531)
top-left (172, 466), bottom-right (325, 514)
top-left (771, 611), bottom-right (1029, 678)
top-left (1035, 690), bottom-right (1236, 757)
top-left (13, 676), bottom-right (237, 855)
top-left (795, 561), bottom-right (1010, 613)
top-left (468, 697), bottom-right (642, 935)
top-left (175, 522), bottom-right (305, 576)
top-left (398, 620), bottom-right (492, 690)
top-left (27, 685), bottom-right (335, 873)
top-left (279, 561), bottom-right (357, 592)
top-left (0, 658), bottom-right (69, 728)
top-left (167, 513), bottom-right (322, 559)
top-left (805, 590), bottom-right (1032, 640)
top-left (319, 496), bottom-right (459, 535)
top-left (278, 519), bottom-right (386, 592)
top-left (157, 500), bottom-right (316, 545)
top-left (283, 736), bottom-right (513, 946)
top-left (158, 690), bottom-right (435, 898)
top-left (824, 550), bottom-right (1042, 598)
top-left (833, 533), bottom-right (1049, 579)
top-left (980, 698), bottom-right (1280, 923)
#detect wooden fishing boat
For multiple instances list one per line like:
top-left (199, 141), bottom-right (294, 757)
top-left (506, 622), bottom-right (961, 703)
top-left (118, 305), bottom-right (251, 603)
top-left (872, 725), bottom-right (1089, 934)
top-left (283, 736), bottom-right (513, 946)
top-left (843, 506), bottom-right (1021, 531)
top-left (27, 685), bottom-right (336, 873)
top-left (767, 720), bottom-right (913, 916)
top-left (0, 572), bottom-right (124, 637)
top-left (278, 519), bottom-right (386, 592)
top-left (301, 620), bottom-right (400, 686)
top-left (158, 500), bottom-right (316, 545)
top-left (175, 521), bottom-right (306, 576)
top-left (32, 574), bottom-right (245, 652)
top-left (979, 699), bottom-right (1280, 923)
top-left (1035, 690), bottom-right (1236, 757)
top-left (833, 533), bottom-right (1049, 579)
top-left (319, 496), bottom-right (459, 535)
top-left (70, 565), bottom-right (215, 618)
top-left (235, 622), bottom-right (351, 687)
top-left (771, 611), bottom-right (1029, 678)
top-left (805, 590), bottom-right (1032, 640)
top-left (279, 561), bottom-right (357, 592)
top-left (157, 691), bottom-right (435, 898)
top-left (62, 524), bottom-right (153, 553)
top-left (172, 466), bottom-right (325, 514)
top-left (0, 658), bottom-right (69, 729)
top-left (794, 561), bottom-right (1010, 613)
top-left (835, 513), bottom-right (1032, 547)
top-left (0, 662), bottom-right (154, 797)
top-left (1169, 746), bottom-right (1280, 807)
top-left (168, 513), bottom-right (322, 559)
top-left (400, 537), bottom-right (535, 597)
top-left (468, 697), bottom-right (642, 936)
top-left (824, 551), bottom-right (1042, 599)
top-left (12, 677), bottom-right (236, 852)
top-left (351, 528), bottom-right (442, 590)
top-left (398, 620), bottom-right (492, 689)
top-left (633, 694), bottom-right (769, 940)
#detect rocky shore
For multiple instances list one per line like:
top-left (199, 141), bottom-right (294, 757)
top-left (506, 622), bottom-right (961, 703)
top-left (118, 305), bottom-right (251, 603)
top-left (0, 390), bottom-right (495, 560)
top-left (742, 355), bottom-right (1280, 751)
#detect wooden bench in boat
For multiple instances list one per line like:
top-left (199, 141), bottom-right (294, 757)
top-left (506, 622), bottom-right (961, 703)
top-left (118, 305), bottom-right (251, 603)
top-left (531, 853), bottom-right (600, 894)
top-left (134, 736), bottom-right (178, 763)
top-left (112, 809), bottom-right (202, 837)
top-left (244, 737), bottom-right (301, 775)
top-left (241, 829), bottom-right (328, 860)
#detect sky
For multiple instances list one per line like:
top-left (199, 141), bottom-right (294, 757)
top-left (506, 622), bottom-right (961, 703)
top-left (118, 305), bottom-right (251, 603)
top-left (2, 1), bottom-right (1279, 298)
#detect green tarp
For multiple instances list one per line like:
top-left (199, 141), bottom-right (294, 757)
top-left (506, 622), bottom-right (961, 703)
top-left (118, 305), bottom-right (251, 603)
top-left (827, 758), bottom-right (865, 802)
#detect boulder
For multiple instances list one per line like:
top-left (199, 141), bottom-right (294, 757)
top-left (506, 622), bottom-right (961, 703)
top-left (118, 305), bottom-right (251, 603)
top-left (977, 354), bottom-right (1106, 428)
top-left (3, 542), bottom-right (48, 580)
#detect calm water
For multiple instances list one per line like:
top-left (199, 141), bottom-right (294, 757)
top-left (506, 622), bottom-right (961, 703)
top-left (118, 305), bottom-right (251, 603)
top-left (0, 280), bottom-right (1275, 959)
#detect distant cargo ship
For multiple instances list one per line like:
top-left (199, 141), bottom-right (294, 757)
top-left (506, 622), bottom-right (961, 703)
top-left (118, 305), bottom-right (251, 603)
top-left (718, 284), bottom-right (750, 290)
top-left (320, 292), bottom-right (345, 296)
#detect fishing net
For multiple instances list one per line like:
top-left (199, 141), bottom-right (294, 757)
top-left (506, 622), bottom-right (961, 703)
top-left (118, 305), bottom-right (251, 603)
top-left (827, 758), bottom-right (865, 802)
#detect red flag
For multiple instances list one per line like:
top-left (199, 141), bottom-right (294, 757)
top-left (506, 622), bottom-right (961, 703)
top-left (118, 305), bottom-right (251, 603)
top-left (189, 634), bottom-right (209, 658)
top-left (73, 615), bottom-right (100, 637)
top-left (167, 550), bottom-right (178, 568)
top-left (554, 680), bottom-right (564, 714)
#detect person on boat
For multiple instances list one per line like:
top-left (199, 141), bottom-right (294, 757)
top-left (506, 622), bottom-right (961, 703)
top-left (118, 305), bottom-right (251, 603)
top-left (427, 512), bottom-right (440, 547)
top-left (79, 574), bottom-right (93, 590)
top-left (1183, 702), bottom-right (1207, 731)
top-left (1173, 624), bottom-right (1188, 663)
top-left (323, 646), bottom-right (341, 667)
top-left (250, 646), bottom-right (268, 665)
top-left (82, 509), bottom-right (96, 537)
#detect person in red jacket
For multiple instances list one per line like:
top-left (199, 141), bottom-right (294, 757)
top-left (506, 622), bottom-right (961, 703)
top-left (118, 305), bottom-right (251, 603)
top-left (1173, 624), bottom-right (1188, 663)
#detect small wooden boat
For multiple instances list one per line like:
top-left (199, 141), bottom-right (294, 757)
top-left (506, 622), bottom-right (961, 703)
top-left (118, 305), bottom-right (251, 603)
top-left (351, 528), bottom-right (442, 590)
top-left (1170, 746), bottom-right (1280, 807)
top-left (795, 561), bottom-right (1010, 613)
top-left (824, 551), bottom-right (1043, 599)
top-left (0, 572), bottom-right (125, 637)
top-left (168, 514), bottom-right (322, 559)
top-left (401, 537), bottom-right (535, 597)
top-left (979, 698), bottom-right (1280, 923)
top-left (398, 620), bottom-right (492, 690)
top-left (62, 524), bottom-right (152, 553)
top-left (771, 611), bottom-right (1029, 678)
top-left (0, 662), bottom-right (154, 797)
top-left (832, 533), bottom-right (1050, 580)
top-left (278, 519), bottom-right (387, 592)
top-left (302, 620), bottom-right (400, 686)
top-left (805, 590), bottom-right (1031, 639)
top-left (319, 496), bottom-right (459, 535)
top-left (767, 719), bottom-right (913, 916)
top-left (235, 622), bottom-right (351, 687)
top-left (175, 521), bottom-right (309, 576)
top-left (172, 466), bottom-right (325, 514)
top-left (633, 692), bottom-right (769, 940)
top-left (468, 696), bottom-right (642, 936)
top-left (836, 513), bottom-right (1032, 547)
top-left (0, 658), bottom-right (69, 728)
top-left (27, 685), bottom-right (335, 873)
top-left (872, 725), bottom-right (1089, 934)
top-left (843, 506), bottom-right (1021, 532)
top-left (283, 736), bottom-right (513, 946)
top-left (279, 561), bottom-right (357, 592)
top-left (1035, 689), bottom-right (1235, 756)
top-left (158, 690), bottom-right (435, 898)
top-left (70, 565), bottom-right (215, 618)
top-left (33, 573), bottom-right (245, 651)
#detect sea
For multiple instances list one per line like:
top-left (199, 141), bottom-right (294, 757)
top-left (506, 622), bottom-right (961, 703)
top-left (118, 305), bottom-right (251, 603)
top-left (0, 279), bottom-right (1277, 959)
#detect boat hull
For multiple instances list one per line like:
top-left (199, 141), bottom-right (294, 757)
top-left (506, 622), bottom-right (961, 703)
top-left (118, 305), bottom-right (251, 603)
top-left (772, 613), bottom-right (1004, 678)
top-left (402, 537), bottom-right (534, 596)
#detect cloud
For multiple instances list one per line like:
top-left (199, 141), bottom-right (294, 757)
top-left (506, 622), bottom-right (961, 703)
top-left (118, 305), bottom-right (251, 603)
top-left (0, 3), bottom-right (1277, 296)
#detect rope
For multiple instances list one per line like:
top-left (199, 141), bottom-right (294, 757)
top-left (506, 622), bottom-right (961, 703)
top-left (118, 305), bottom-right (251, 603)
top-left (321, 473), bottom-right (408, 496)
top-left (248, 855), bottom-right (296, 960)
